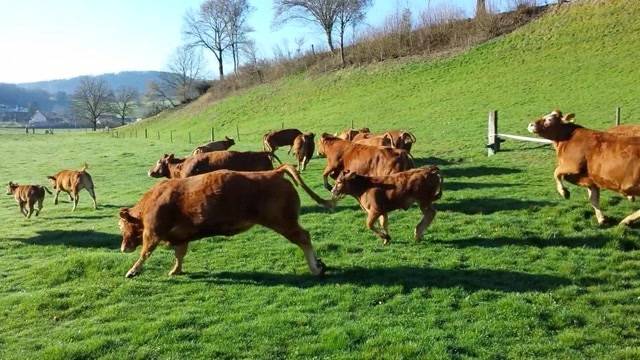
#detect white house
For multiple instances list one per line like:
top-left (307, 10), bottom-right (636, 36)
top-left (29, 111), bottom-right (48, 126)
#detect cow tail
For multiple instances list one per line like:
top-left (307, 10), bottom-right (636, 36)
top-left (431, 166), bottom-right (443, 201)
top-left (279, 164), bottom-right (334, 209)
top-left (42, 186), bottom-right (53, 195)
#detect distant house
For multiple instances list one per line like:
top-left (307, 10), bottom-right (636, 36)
top-left (29, 110), bottom-right (48, 126)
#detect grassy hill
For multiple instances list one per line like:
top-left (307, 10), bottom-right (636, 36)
top-left (2, 0), bottom-right (640, 358)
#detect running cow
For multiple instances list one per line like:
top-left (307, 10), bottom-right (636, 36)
top-left (263, 128), bottom-right (303, 154)
top-left (192, 136), bottom-right (235, 155)
top-left (6, 182), bottom-right (52, 218)
top-left (292, 132), bottom-right (315, 171)
top-left (317, 133), bottom-right (413, 191)
top-left (331, 166), bottom-right (442, 245)
top-left (47, 164), bottom-right (97, 211)
top-left (119, 165), bottom-right (334, 278)
top-left (528, 110), bottom-right (640, 225)
top-left (148, 151), bottom-right (279, 179)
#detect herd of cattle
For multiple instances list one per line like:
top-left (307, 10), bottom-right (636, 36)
top-left (6, 110), bottom-right (640, 278)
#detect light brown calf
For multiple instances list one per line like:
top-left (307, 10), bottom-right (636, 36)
top-left (263, 128), bottom-right (303, 154)
top-left (119, 164), bottom-right (334, 278)
top-left (331, 167), bottom-right (442, 245)
top-left (6, 182), bottom-right (52, 218)
top-left (47, 164), bottom-right (97, 211)
top-left (292, 132), bottom-right (315, 171)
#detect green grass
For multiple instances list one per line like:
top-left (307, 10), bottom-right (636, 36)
top-left (3, 0), bottom-right (640, 358)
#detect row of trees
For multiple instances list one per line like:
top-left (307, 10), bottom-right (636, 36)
top-left (73, 78), bottom-right (139, 131)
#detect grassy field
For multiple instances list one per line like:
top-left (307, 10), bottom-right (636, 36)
top-left (3, 0), bottom-right (640, 358)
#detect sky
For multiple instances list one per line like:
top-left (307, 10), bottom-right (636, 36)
top-left (0, 0), bottom-right (499, 84)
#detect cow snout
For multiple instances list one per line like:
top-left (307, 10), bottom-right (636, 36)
top-left (527, 123), bottom-right (537, 134)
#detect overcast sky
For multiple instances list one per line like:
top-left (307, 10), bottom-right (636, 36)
top-left (0, 0), bottom-right (525, 83)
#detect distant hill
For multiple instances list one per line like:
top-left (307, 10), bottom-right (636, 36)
top-left (17, 71), bottom-right (169, 95)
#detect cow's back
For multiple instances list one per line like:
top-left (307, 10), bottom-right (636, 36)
top-left (344, 144), bottom-right (412, 176)
top-left (181, 151), bottom-right (273, 177)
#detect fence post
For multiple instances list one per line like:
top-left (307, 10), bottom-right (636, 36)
top-left (170, 130), bottom-right (174, 143)
top-left (351, 119), bottom-right (354, 129)
top-left (145, 128), bottom-right (148, 139)
top-left (211, 127), bottom-right (214, 141)
top-left (487, 110), bottom-right (499, 156)
top-left (616, 107), bottom-right (621, 126)
top-left (236, 124), bottom-right (240, 141)
top-left (189, 132), bottom-right (192, 144)
top-left (116, 131), bottom-right (119, 138)
top-left (281, 121), bottom-right (284, 129)
top-left (157, 130), bottom-right (160, 140)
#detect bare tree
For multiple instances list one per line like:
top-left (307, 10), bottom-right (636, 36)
top-left (184, 0), bottom-right (232, 80)
top-left (274, 0), bottom-right (342, 52)
top-left (225, 0), bottom-right (254, 76)
top-left (72, 77), bottom-right (113, 131)
top-left (476, 0), bottom-right (487, 17)
top-left (112, 87), bottom-right (139, 126)
top-left (146, 80), bottom-right (176, 108)
top-left (336, 0), bottom-right (371, 66)
top-left (167, 45), bottom-right (205, 103)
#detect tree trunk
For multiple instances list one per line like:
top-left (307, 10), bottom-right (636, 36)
top-left (218, 49), bottom-right (224, 80)
top-left (476, 0), bottom-right (486, 17)
top-left (340, 29), bottom-right (346, 67)
top-left (121, 116), bottom-right (126, 126)
top-left (92, 117), bottom-right (97, 131)
top-left (325, 29), bottom-right (335, 52)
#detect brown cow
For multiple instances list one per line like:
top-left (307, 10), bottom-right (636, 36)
top-left (119, 164), bottom-right (334, 278)
top-left (148, 151), bottom-right (279, 179)
top-left (352, 132), bottom-right (393, 148)
top-left (192, 136), bottom-right (235, 155)
top-left (331, 166), bottom-right (442, 245)
top-left (263, 128), bottom-right (303, 154)
top-left (336, 127), bottom-right (371, 141)
top-left (47, 164), bottom-right (97, 211)
top-left (292, 132), bottom-right (315, 171)
top-left (6, 182), bottom-right (52, 218)
top-left (317, 134), bottom-right (413, 191)
top-left (528, 110), bottom-right (640, 225)
top-left (385, 130), bottom-right (417, 152)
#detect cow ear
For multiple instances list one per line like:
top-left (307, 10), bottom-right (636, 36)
top-left (551, 109), bottom-right (563, 118)
top-left (168, 154), bottom-right (175, 160)
top-left (119, 208), bottom-right (137, 223)
top-left (563, 113), bottom-right (575, 123)
top-left (163, 153), bottom-right (168, 158)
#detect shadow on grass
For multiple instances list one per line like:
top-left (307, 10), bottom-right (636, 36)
top-left (13, 230), bottom-right (120, 249)
top-left (300, 203), bottom-right (360, 215)
top-left (438, 197), bottom-right (552, 214)
top-left (187, 266), bottom-right (570, 293)
top-left (442, 166), bottom-right (523, 178)
top-left (445, 181), bottom-right (520, 191)
top-left (444, 233), bottom-right (640, 251)
top-left (413, 157), bottom-right (464, 167)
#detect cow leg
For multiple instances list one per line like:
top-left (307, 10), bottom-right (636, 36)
top-left (378, 214), bottom-right (391, 244)
top-left (620, 209), bottom-right (640, 226)
top-left (169, 243), bottom-right (188, 276)
top-left (628, 196), bottom-right (636, 202)
top-left (322, 167), bottom-right (334, 191)
top-left (19, 201), bottom-right (27, 217)
top-left (26, 201), bottom-right (35, 219)
top-left (53, 190), bottom-right (61, 205)
top-left (35, 198), bottom-right (43, 216)
top-left (553, 167), bottom-right (571, 199)
top-left (414, 204), bottom-right (436, 241)
top-left (126, 232), bottom-right (158, 278)
top-left (86, 187), bottom-right (97, 209)
top-left (366, 210), bottom-right (390, 245)
top-left (272, 224), bottom-right (325, 276)
top-left (587, 186), bottom-right (606, 225)
top-left (72, 193), bottom-right (79, 211)
top-left (67, 192), bottom-right (73, 202)
top-left (302, 156), bottom-right (309, 171)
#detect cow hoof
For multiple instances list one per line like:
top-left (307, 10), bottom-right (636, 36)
top-left (125, 270), bottom-right (139, 278)
top-left (316, 259), bottom-right (327, 276)
top-left (561, 189), bottom-right (570, 199)
top-left (168, 270), bottom-right (183, 276)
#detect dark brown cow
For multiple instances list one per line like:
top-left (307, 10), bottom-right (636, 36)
top-left (317, 133), bottom-right (414, 191)
top-left (292, 132), bottom-right (315, 171)
top-left (528, 110), bottom-right (640, 225)
top-left (192, 136), bottom-right (235, 155)
top-left (385, 130), bottom-right (417, 152)
top-left (263, 128), bottom-right (303, 154)
top-left (331, 166), bottom-right (442, 245)
top-left (148, 151), bottom-right (279, 179)
top-left (119, 164), bottom-right (334, 278)
top-left (47, 164), bottom-right (97, 211)
top-left (6, 182), bottom-right (52, 218)
top-left (336, 128), bottom-right (371, 141)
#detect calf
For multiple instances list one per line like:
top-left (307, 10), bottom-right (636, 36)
top-left (119, 164), bottom-right (334, 278)
top-left (331, 167), bottom-right (442, 245)
top-left (148, 151), bottom-right (279, 179)
top-left (192, 136), bottom-right (235, 155)
top-left (292, 132), bottom-right (315, 171)
top-left (263, 128), bottom-right (303, 154)
top-left (528, 110), bottom-right (640, 225)
top-left (47, 164), bottom-right (97, 211)
top-left (6, 182), bottom-right (52, 218)
top-left (317, 133), bottom-right (413, 191)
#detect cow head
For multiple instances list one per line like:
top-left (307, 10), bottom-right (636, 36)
top-left (6, 181), bottom-right (18, 195)
top-left (47, 176), bottom-right (57, 189)
top-left (148, 154), bottom-right (175, 178)
top-left (119, 208), bottom-right (143, 252)
top-left (331, 170), bottom-right (359, 200)
top-left (395, 131), bottom-right (416, 151)
top-left (317, 133), bottom-right (333, 157)
top-left (528, 110), bottom-right (578, 141)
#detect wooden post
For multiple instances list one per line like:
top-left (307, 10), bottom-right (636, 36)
top-left (616, 107), bottom-right (621, 126)
top-left (351, 119), bottom-right (354, 129)
top-left (236, 124), bottom-right (240, 141)
top-left (145, 128), bottom-right (148, 139)
top-left (135, 129), bottom-right (138, 138)
top-left (281, 121), bottom-right (284, 129)
top-left (157, 130), bottom-right (160, 140)
top-left (189, 132), bottom-right (192, 144)
top-left (116, 131), bottom-right (119, 138)
top-left (170, 130), bottom-right (174, 143)
top-left (487, 110), bottom-right (499, 156)
top-left (211, 127), bottom-right (214, 141)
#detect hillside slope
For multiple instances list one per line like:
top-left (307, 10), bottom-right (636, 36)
top-left (18, 71), bottom-right (167, 95)
top-left (132, 0), bottom-right (640, 156)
